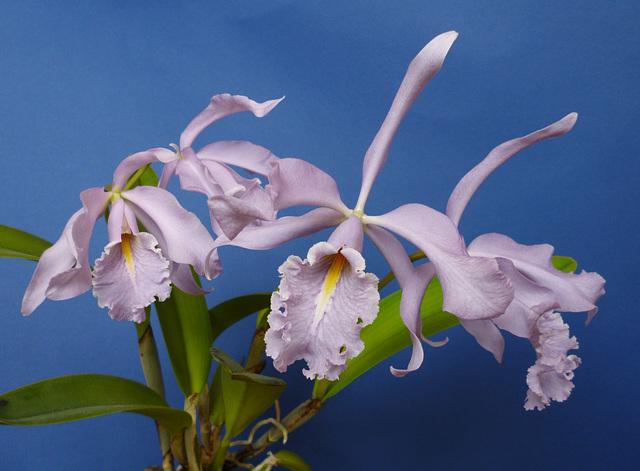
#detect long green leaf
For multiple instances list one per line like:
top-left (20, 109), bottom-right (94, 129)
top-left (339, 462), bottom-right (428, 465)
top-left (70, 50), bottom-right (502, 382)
top-left (0, 374), bottom-right (191, 436)
top-left (313, 255), bottom-right (579, 401)
top-left (0, 224), bottom-right (51, 261)
top-left (209, 293), bottom-right (271, 343)
top-left (155, 283), bottom-right (213, 397)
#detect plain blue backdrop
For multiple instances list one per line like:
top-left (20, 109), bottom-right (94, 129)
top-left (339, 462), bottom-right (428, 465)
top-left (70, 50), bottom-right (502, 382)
top-left (1, 1), bottom-right (638, 469)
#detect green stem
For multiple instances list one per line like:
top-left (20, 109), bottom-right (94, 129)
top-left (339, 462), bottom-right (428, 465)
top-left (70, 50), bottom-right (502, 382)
top-left (197, 384), bottom-right (214, 471)
top-left (136, 315), bottom-right (174, 471)
top-left (184, 394), bottom-right (203, 471)
top-left (228, 399), bottom-right (323, 467)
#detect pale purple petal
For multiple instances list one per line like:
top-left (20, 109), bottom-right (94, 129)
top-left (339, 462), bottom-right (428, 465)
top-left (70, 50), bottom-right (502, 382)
top-left (107, 198), bottom-right (140, 241)
top-left (180, 94), bottom-right (284, 149)
top-left (112, 149), bottom-right (171, 190)
top-left (92, 232), bottom-right (171, 323)
top-left (21, 209), bottom-right (83, 315)
top-left (355, 31), bottom-right (458, 212)
top-left (366, 204), bottom-right (514, 320)
top-left (215, 207), bottom-right (345, 251)
top-left (491, 257), bottom-right (558, 339)
top-left (198, 159), bottom-right (246, 196)
top-left (265, 242), bottom-right (379, 380)
top-left (121, 186), bottom-right (219, 279)
top-left (365, 224), bottom-right (414, 287)
top-left (268, 158), bottom-right (350, 214)
top-left (446, 113), bottom-right (578, 226)
top-left (459, 318), bottom-right (505, 363)
top-left (327, 215), bottom-right (364, 252)
top-left (169, 262), bottom-right (214, 296)
top-left (197, 140), bottom-right (279, 176)
top-left (390, 263), bottom-right (435, 377)
top-left (174, 147), bottom-right (225, 197)
top-left (41, 188), bottom-right (111, 302)
top-left (207, 183), bottom-right (275, 240)
top-left (158, 159), bottom-right (178, 190)
top-left (524, 311), bottom-right (580, 410)
top-left (468, 233), bottom-right (605, 316)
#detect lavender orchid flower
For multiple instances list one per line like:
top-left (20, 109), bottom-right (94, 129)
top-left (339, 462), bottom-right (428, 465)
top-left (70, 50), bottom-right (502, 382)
top-left (389, 113), bottom-right (605, 408)
top-left (22, 151), bottom-right (220, 322)
top-left (215, 31), bottom-right (516, 380)
top-left (154, 94), bottom-right (284, 240)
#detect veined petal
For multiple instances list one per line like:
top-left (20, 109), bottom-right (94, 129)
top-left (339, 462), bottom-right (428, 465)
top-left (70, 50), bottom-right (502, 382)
top-left (121, 186), bottom-right (220, 279)
top-left (215, 207), bottom-right (346, 251)
top-left (355, 31), bottom-right (458, 212)
top-left (524, 311), bottom-right (580, 410)
top-left (468, 233), bottom-right (605, 318)
top-left (446, 113), bottom-right (578, 226)
top-left (180, 94), bottom-right (284, 149)
top-left (197, 140), bottom-right (279, 176)
top-left (92, 232), bottom-right (171, 323)
top-left (265, 242), bottom-right (379, 380)
top-left (268, 158), bottom-right (349, 213)
top-left (367, 204), bottom-right (514, 320)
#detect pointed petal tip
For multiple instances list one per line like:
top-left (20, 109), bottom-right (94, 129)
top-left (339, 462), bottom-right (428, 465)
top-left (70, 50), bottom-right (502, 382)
top-left (551, 112), bottom-right (578, 137)
top-left (390, 366), bottom-right (410, 378)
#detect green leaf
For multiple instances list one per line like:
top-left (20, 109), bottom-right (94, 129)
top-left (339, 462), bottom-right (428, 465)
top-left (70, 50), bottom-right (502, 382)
top-left (313, 255), bottom-right (579, 401)
top-left (209, 293), bottom-right (272, 343)
top-left (137, 164), bottom-right (160, 187)
top-left (209, 347), bottom-right (286, 470)
top-left (155, 282), bottom-right (213, 396)
top-left (0, 224), bottom-right (52, 261)
top-left (552, 255), bottom-right (577, 273)
top-left (210, 348), bottom-right (286, 436)
top-left (0, 374), bottom-right (191, 437)
top-left (271, 450), bottom-right (313, 471)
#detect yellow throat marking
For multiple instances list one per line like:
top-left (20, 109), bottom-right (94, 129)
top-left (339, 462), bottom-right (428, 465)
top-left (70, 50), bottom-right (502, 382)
top-left (313, 252), bottom-right (348, 329)
top-left (121, 233), bottom-right (136, 281)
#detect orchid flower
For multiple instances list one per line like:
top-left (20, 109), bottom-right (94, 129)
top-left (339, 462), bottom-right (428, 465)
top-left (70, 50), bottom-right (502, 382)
top-left (388, 112), bottom-right (605, 407)
top-left (22, 151), bottom-right (220, 322)
top-left (153, 94), bottom-right (284, 240)
top-left (215, 31), bottom-right (516, 380)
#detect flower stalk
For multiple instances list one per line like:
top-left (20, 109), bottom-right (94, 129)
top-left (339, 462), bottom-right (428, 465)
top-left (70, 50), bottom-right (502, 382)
top-left (135, 313), bottom-right (174, 471)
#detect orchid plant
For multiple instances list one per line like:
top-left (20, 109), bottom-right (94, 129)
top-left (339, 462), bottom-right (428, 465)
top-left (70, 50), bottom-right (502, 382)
top-left (0, 31), bottom-right (604, 471)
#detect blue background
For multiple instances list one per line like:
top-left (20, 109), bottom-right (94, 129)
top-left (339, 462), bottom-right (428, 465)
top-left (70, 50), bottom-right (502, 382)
top-left (1, 1), bottom-right (638, 469)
